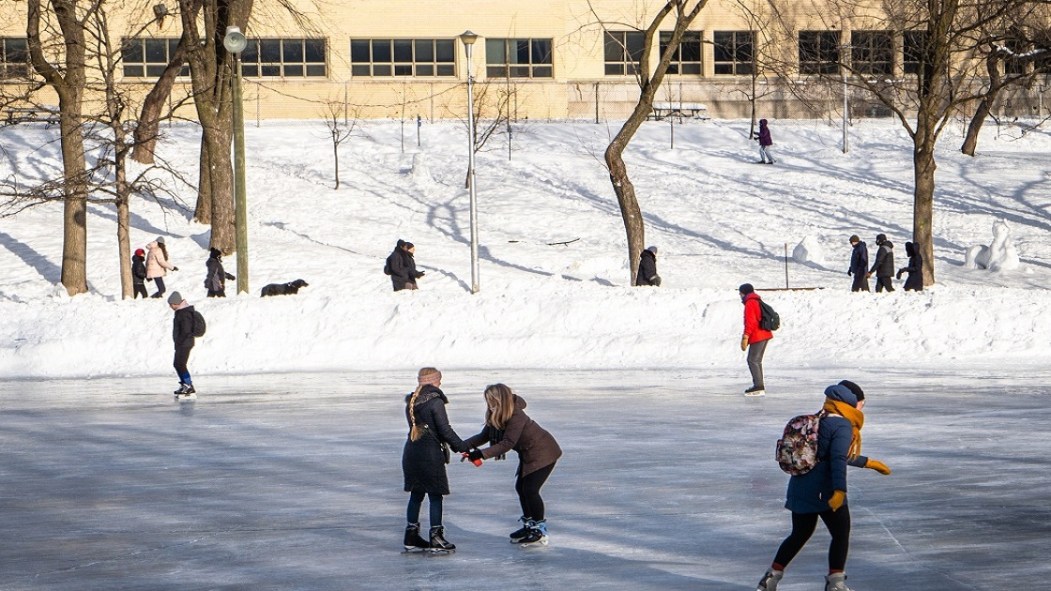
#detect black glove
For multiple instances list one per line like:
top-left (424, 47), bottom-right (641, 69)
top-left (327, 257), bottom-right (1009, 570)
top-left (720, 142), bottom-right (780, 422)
top-left (847, 269), bottom-right (852, 276)
top-left (226, 272), bottom-right (236, 280)
top-left (652, 276), bottom-right (662, 287)
top-left (416, 271), bottom-right (425, 278)
top-left (467, 449), bottom-right (484, 462)
top-left (173, 266), bottom-right (179, 271)
top-left (896, 270), bottom-right (903, 279)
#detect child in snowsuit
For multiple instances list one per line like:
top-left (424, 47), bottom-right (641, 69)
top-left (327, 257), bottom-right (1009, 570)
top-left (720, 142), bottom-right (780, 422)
top-left (755, 380), bottom-right (892, 591)
top-left (756, 119), bottom-right (776, 164)
top-left (132, 248), bottom-right (148, 299)
top-left (402, 368), bottom-right (469, 551)
top-left (168, 291), bottom-right (198, 396)
top-left (463, 383), bottom-right (563, 546)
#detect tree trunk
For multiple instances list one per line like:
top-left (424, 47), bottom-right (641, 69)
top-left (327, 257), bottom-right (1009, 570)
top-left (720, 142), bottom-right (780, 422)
top-left (912, 132), bottom-right (937, 287)
top-left (333, 141), bottom-right (340, 190)
top-left (131, 38), bottom-right (189, 164)
top-left (961, 54), bottom-right (1002, 157)
top-left (195, 139), bottom-right (213, 223)
top-left (59, 112), bottom-right (89, 296)
top-left (605, 113), bottom-right (649, 285)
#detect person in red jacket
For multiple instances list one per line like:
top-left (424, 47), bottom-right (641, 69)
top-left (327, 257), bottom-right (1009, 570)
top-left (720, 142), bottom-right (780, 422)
top-left (739, 283), bottom-right (773, 395)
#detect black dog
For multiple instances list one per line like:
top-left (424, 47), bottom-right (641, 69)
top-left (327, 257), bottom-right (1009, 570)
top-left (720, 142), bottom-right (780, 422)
top-left (260, 279), bottom-right (309, 297)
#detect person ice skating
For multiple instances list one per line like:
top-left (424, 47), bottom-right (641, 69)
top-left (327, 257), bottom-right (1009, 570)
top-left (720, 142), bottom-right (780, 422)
top-left (866, 234), bottom-right (895, 293)
top-left (846, 236), bottom-right (869, 292)
top-left (204, 247), bottom-right (235, 298)
top-left (132, 248), bottom-right (148, 299)
top-left (146, 237), bottom-right (177, 298)
top-left (635, 246), bottom-right (661, 286)
top-left (897, 241), bottom-right (924, 292)
top-left (755, 118), bottom-right (776, 164)
top-left (739, 283), bottom-right (773, 395)
top-left (754, 380), bottom-right (891, 591)
top-left (402, 367), bottom-right (469, 552)
top-left (463, 383), bottom-right (562, 547)
top-left (168, 292), bottom-right (197, 397)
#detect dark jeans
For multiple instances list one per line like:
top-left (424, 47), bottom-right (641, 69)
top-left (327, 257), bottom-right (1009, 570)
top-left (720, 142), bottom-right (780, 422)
top-left (207, 288), bottom-right (226, 298)
top-left (406, 489), bottom-right (443, 526)
top-left (747, 339), bottom-right (768, 389)
top-left (773, 507), bottom-right (851, 572)
top-left (133, 284), bottom-right (148, 299)
top-left (150, 277), bottom-right (166, 298)
top-left (173, 343), bottom-right (193, 384)
top-left (874, 276), bottom-right (895, 292)
top-left (516, 462), bottom-right (556, 521)
top-left (850, 273), bottom-right (869, 292)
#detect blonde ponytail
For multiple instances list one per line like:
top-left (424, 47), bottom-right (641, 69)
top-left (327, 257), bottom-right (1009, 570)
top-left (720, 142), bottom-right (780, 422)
top-left (408, 367), bottom-right (442, 441)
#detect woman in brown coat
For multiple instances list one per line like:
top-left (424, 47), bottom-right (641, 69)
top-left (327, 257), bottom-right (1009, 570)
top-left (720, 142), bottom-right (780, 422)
top-left (464, 383), bottom-right (562, 546)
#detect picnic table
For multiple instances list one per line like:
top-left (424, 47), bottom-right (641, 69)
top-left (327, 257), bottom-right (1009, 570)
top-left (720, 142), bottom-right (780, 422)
top-left (4, 106), bottom-right (60, 127)
top-left (650, 102), bottom-right (710, 121)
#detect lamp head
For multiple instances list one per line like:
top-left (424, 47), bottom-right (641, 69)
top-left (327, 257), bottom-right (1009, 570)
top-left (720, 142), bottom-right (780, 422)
top-left (223, 26), bottom-right (247, 54)
top-left (459, 30), bottom-right (478, 46)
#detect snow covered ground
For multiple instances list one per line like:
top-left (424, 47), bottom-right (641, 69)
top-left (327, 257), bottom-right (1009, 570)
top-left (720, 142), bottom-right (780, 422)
top-left (0, 117), bottom-right (1050, 377)
top-left (1, 368), bottom-right (1048, 590)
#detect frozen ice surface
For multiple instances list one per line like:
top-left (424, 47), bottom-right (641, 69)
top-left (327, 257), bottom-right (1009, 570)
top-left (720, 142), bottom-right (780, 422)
top-left (1, 367), bottom-right (1048, 590)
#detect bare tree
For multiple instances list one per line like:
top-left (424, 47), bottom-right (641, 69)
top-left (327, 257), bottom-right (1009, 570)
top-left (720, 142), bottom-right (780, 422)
top-left (319, 100), bottom-right (359, 190)
top-left (594, 0), bottom-right (710, 285)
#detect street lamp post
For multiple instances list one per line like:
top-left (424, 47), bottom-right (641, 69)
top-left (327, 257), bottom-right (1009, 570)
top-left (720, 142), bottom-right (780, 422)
top-left (840, 45), bottom-right (850, 154)
top-left (224, 26), bottom-right (249, 294)
top-left (460, 30), bottom-right (479, 294)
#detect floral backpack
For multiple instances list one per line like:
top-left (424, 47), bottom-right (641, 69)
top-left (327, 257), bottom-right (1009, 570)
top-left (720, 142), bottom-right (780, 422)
top-left (775, 410), bottom-right (827, 475)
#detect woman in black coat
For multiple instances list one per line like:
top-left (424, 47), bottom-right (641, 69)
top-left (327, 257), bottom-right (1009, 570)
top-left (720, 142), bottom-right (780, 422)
top-left (402, 368), bottom-right (468, 552)
top-left (897, 241), bottom-right (924, 291)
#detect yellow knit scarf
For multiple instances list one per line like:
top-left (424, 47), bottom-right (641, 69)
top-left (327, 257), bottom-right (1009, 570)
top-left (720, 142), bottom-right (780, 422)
top-left (822, 398), bottom-right (865, 460)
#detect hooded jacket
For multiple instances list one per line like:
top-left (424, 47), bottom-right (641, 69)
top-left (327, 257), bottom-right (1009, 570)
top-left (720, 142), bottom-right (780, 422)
top-left (146, 240), bottom-right (174, 279)
top-left (464, 395), bottom-right (562, 478)
top-left (849, 241), bottom-right (869, 276)
top-left (636, 249), bottom-right (659, 286)
top-left (900, 241), bottom-right (924, 291)
top-left (205, 248), bottom-right (233, 292)
top-left (758, 119), bottom-right (773, 146)
top-left (869, 239), bottom-right (895, 278)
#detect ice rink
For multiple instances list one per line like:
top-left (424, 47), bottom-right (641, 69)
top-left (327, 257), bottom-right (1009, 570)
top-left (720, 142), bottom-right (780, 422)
top-left (1, 367), bottom-right (1047, 590)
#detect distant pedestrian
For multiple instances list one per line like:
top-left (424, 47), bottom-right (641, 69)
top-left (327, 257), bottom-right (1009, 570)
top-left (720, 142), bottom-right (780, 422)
top-left (463, 383), bottom-right (563, 547)
top-left (132, 248), bottom-right (148, 299)
top-left (401, 367), bottom-right (469, 552)
top-left (635, 246), bottom-right (661, 286)
top-left (846, 236), bottom-right (869, 292)
top-left (897, 241), bottom-right (924, 292)
top-left (755, 119), bottom-right (776, 164)
top-left (146, 237), bottom-right (177, 298)
top-left (866, 234), bottom-right (895, 293)
top-left (168, 291), bottom-right (197, 397)
top-left (204, 247), bottom-right (235, 298)
top-left (739, 283), bottom-right (773, 395)
top-left (402, 242), bottom-right (425, 290)
top-left (754, 380), bottom-right (892, 591)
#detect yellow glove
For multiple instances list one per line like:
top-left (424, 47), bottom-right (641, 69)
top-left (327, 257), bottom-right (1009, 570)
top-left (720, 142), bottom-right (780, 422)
top-left (865, 458), bottom-right (892, 475)
top-left (740, 335), bottom-right (749, 351)
top-left (828, 490), bottom-right (846, 512)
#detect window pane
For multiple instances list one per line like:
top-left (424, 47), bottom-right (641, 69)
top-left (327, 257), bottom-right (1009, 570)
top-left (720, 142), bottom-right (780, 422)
top-left (394, 64), bottom-right (412, 76)
top-left (306, 64), bottom-right (326, 76)
top-left (626, 32), bottom-right (645, 60)
top-left (145, 39), bottom-right (167, 62)
top-left (261, 65), bottom-right (279, 76)
top-left (124, 65), bottom-right (144, 77)
top-left (532, 65), bottom-right (552, 77)
top-left (373, 64), bottom-right (391, 76)
top-left (284, 64), bottom-right (303, 77)
top-left (417, 64), bottom-right (433, 76)
top-left (485, 39), bottom-right (504, 64)
top-left (243, 64), bottom-right (259, 76)
top-left (351, 40), bottom-right (370, 62)
top-left (714, 63), bottom-right (732, 75)
top-left (514, 40), bottom-right (529, 64)
top-left (146, 65), bottom-right (166, 76)
top-left (511, 65), bottom-right (530, 77)
top-left (393, 39), bottom-right (413, 62)
top-left (435, 40), bottom-right (454, 62)
top-left (415, 39), bottom-right (434, 62)
top-left (372, 40), bottom-right (391, 62)
top-left (305, 39), bottom-right (325, 62)
top-left (351, 64), bottom-right (370, 76)
top-left (605, 63), bottom-right (623, 75)
top-left (283, 41), bottom-right (303, 62)
top-left (241, 40), bottom-right (259, 62)
top-left (260, 40), bottom-right (281, 62)
top-left (436, 64), bottom-right (454, 76)
top-left (486, 65), bottom-right (504, 77)
top-left (122, 39), bottom-right (144, 63)
top-left (604, 32), bottom-right (623, 62)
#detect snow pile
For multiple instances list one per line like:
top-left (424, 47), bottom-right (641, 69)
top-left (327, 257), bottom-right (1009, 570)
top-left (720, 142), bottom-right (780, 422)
top-left (1, 118), bottom-right (1049, 379)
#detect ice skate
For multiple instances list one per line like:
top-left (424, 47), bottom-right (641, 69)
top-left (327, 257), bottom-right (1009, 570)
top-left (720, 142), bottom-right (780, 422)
top-left (516, 519), bottom-right (548, 547)
top-left (428, 525), bottom-right (455, 553)
top-left (508, 517), bottom-right (533, 542)
top-left (755, 569), bottom-right (783, 591)
top-left (402, 523), bottom-right (429, 552)
top-left (824, 573), bottom-right (854, 591)
top-left (174, 383), bottom-right (197, 401)
top-left (744, 386), bottom-right (766, 397)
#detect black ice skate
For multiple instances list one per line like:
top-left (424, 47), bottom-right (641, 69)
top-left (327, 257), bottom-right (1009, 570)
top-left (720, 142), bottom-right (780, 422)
top-left (428, 526), bottom-right (455, 553)
top-left (509, 516), bottom-right (533, 542)
top-left (402, 523), bottom-right (429, 552)
top-left (516, 520), bottom-right (549, 547)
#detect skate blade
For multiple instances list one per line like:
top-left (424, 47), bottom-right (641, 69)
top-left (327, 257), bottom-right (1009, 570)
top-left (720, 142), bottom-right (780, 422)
top-left (176, 394), bottom-right (197, 402)
top-left (518, 537), bottom-right (549, 548)
top-left (426, 548), bottom-right (455, 555)
top-left (743, 390), bottom-right (765, 397)
top-left (401, 546), bottom-right (429, 554)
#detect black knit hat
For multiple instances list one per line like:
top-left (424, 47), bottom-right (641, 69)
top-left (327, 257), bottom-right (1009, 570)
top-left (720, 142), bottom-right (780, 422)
top-left (738, 283), bottom-right (755, 295)
top-left (838, 380), bottom-right (865, 401)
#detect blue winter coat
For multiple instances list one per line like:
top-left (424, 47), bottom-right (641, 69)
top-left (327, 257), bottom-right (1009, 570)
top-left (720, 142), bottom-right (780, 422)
top-left (785, 414), bottom-right (867, 514)
top-left (849, 241), bottom-right (869, 276)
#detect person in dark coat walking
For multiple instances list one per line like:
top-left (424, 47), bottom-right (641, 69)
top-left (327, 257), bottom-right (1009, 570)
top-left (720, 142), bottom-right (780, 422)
top-left (204, 247), bottom-right (235, 298)
top-left (866, 233), bottom-right (895, 293)
top-left (402, 242), bottom-right (425, 290)
top-left (635, 246), bottom-right (661, 286)
top-left (402, 368), bottom-right (469, 552)
top-left (846, 236), bottom-right (869, 292)
top-left (740, 283), bottom-right (773, 395)
top-left (754, 381), bottom-right (892, 591)
top-left (464, 383), bottom-right (563, 546)
top-left (168, 292), bottom-right (198, 396)
top-left (132, 248), bottom-right (148, 299)
top-left (897, 241), bottom-right (924, 292)
top-left (755, 118), bottom-right (776, 164)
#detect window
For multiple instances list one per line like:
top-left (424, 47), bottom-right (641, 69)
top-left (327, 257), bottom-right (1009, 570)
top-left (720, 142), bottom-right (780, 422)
top-left (121, 38), bottom-right (188, 78)
top-left (1, 37), bottom-right (29, 79)
top-left (798, 31), bottom-right (841, 75)
top-left (903, 31), bottom-right (929, 75)
top-left (241, 39), bottom-right (326, 77)
top-left (604, 31), bottom-right (645, 76)
top-left (714, 31), bottom-right (754, 75)
top-left (485, 38), bottom-right (552, 78)
top-left (659, 31), bottom-right (702, 75)
top-left (850, 31), bottom-right (893, 76)
top-left (350, 39), bottom-right (455, 77)
top-left (1004, 36), bottom-right (1027, 75)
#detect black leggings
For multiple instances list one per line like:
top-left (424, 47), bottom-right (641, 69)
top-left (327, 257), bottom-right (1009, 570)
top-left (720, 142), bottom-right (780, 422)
top-left (151, 276), bottom-right (166, 298)
top-left (173, 344), bottom-right (193, 384)
top-left (406, 489), bottom-right (443, 526)
top-left (516, 462), bottom-right (556, 522)
top-left (773, 507), bottom-right (851, 572)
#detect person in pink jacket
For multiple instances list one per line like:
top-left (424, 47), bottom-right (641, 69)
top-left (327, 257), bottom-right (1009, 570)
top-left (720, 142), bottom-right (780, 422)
top-left (146, 237), bottom-right (177, 298)
top-left (740, 283), bottom-right (773, 395)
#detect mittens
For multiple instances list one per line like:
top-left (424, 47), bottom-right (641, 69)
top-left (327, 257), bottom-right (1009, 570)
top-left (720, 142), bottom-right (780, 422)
top-left (865, 458), bottom-right (892, 475)
top-left (740, 336), bottom-right (749, 351)
top-left (828, 490), bottom-right (846, 511)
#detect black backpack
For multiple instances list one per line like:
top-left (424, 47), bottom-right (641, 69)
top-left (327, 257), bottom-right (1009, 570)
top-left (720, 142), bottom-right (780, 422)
top-left (192, 310), bottom-right (207, 337)
top-left (758, 299), bottom-right (780, 331)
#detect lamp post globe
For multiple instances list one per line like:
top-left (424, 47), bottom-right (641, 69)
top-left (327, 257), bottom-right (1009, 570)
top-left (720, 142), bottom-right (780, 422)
top-left (223, 26), bottom-right (247, 54)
